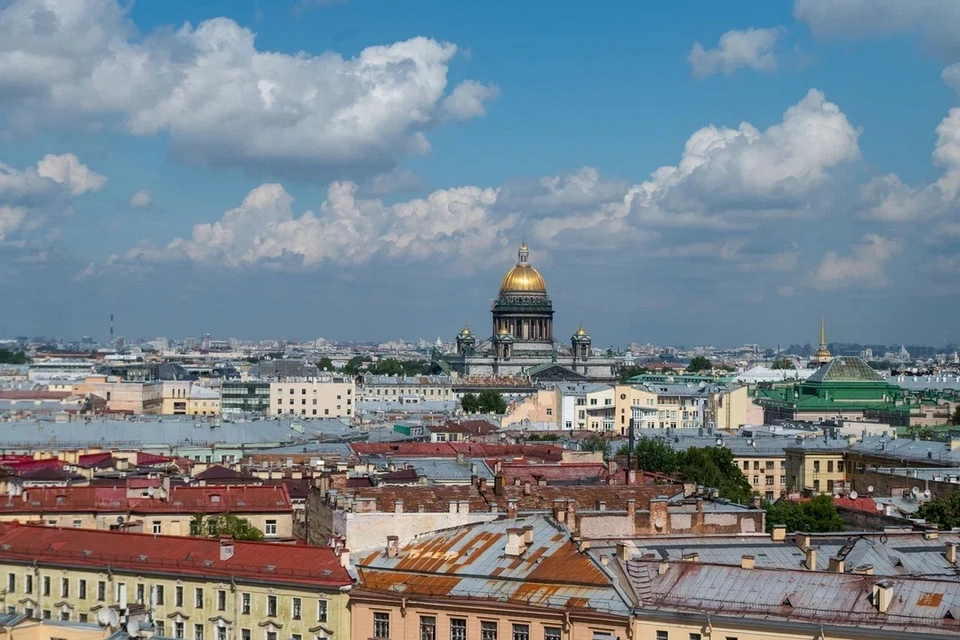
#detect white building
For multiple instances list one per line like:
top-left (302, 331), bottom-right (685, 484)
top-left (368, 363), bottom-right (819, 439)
top-left (269, 377), bottom-right (355, 419)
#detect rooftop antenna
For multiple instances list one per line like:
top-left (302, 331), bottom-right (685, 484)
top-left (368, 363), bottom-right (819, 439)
top-left (110, 313), bottom-right (114, 339)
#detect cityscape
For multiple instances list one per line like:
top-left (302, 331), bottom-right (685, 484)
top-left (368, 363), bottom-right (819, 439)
top-left (3, 2), bottom-right (960, 640)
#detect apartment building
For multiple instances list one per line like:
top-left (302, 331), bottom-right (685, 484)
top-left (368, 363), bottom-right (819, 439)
top-left (0, 484), bottom-right (294, 538)
top-left (161, 382), bottom-right (221, 416)
top-left (784, 439), bottom-right (849, 495)
top-left (0, 522), bottom-right (351, 640)
top-left (269, 378), bottom-right (355, 419)
top-left (221, 381), bottom-right (271, 417)
top-left (358, 375), bottom-right (453, 403)
top-left (70, 376), bottom-right (163, 415)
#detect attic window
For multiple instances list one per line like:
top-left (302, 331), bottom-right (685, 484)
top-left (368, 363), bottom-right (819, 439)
top-left (265, 565), bottom-right (276, 572)
top-left (138, 554), bottom-right (149, 561)
top-left (781, 597), bottom-right (794, 608)
top-left (56, 496), bottom-right (66, 504)
top-left (210, 495), bottom-right (221, 503)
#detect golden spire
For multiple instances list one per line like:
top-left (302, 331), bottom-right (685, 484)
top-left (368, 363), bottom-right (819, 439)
top-left (813, 315), bottom-right (831, 363)
top-left (819, 315), bottom-right (826, 347)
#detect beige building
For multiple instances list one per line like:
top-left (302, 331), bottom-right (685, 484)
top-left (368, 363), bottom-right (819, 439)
top-left (70, 376), bottom-right (162, 414)
top-left (0, 522), bottom-right (352, 640)
top-left (501, 388), bottom-right (560, 430)
top-left (785, 442), bottom-right (848, 495)
top-left (358, 375), bottom-right (453, 403)
top-left (270, 378), bottom-right (355, 419)
top-left (161, 381), bottom-right (222, 416)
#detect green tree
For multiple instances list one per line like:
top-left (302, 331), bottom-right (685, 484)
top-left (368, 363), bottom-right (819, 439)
top-left (618, 365), bottom-right (651, 383)
top-left (460, 393), bottom-right (480, 414)
top-left (581, 433), bottom-right (609, 456)
top-left (316, 357), bottom-right (334, 371)
top-left (916, 493), bottom-right (960, 529)
top-left (343, 356), bottom-right (371, 375)
top-left (764, 495), bottom-right (845, 533)
top-left (617, 438), bottom-right (679, 474)
top-left (771, 358), bottom-right (794, 370)
top-left (0, 349), bottom-right (28, 365)
top-left (686, 356), bottom-right (712, 372)
top-left (189, 513), bottom-right (264, 541)
top-left (676, 447), bottom-right (752, 503)
top-left (526, 433), bottom-right (560, 442)
top-left (952, 406), bottom-right (960, 426)
top-left (477, 389), bottom-right (507, 414)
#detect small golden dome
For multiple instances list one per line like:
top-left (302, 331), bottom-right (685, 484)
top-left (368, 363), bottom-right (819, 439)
top-left (497, 326), bottom-right (511, 335)
top-left (459, 324), bottom-right (472, 336)
top-left (575, 324), bottom-right (589, 337)
top-left (499, 242), bottom-right (547, 293)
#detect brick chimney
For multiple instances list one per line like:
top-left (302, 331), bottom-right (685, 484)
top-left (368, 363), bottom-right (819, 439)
top-left (805, 547), bottom-right (817, 571)
top-left (507, 498), bottom-right (518, 519)
top-left (505, 528), bottom-right (525, 556)
top-left (828, 556), bottom-right (845, 573)
top-left (626, 498), bottom-right (636, 521)
top-left (494, 473), bottom-right (505, 496)
top-left (552, 500), bottom-right (566, 523)
top-left (219, 537), bottom-right (235, 561)
top-left (386, 536), bottom-right (399, 558)
top-left (522, 525), bottom-right (533, 545)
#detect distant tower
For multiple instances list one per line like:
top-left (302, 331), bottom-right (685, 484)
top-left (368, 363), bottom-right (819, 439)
top-left (456, 324), bottom-right (476, 355)
top-left (110, 313), bottom-right (114, 339)
top-left (571, 324), bottom-right (592, 366)
top-left (812, 316), bottom-right (832, 364)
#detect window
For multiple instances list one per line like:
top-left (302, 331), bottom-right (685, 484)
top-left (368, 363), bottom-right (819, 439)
top-left (79, 613), bottom-right (88, 623)
top-left (450, 619), bottom-right (467, 640)
top-left (60, 611), bottom-right (70, 621)
top-left (267, 633), bottom-right (277, 640)
top-left (217, 629), bottom-right (227, 640)
top-left (656, 633), bottom-right (668, 640)
top-left (195, 624), bottom-right (204, 640)
top-left (265, 520), bottom-right (277, 536)
top-left (155, 622), bottom-right (165, 636)
top-left (79, 579), bottom-right (86, 600)
top-left (317, 599), bottom-right (327, 622)
top-left (267, 595), bottom-right (277, 617)
top-left (838, 461), bottom-right (845, 473)
top-left (137, 583), bottom-right (145, 604)
top-left (98, 581), bottom-right (106, 602)
top-left (373, 612), bottom-right (390, 639)
top-left (42, 610), bottom-right (51, 620)
top-left (292, 636), bottom-right (301, 640)
top-left (24, 574), bottom-right (32, 594)
top-left (194, 588), bottom-right (204, 608)
top-left (543, 628), bottom-right (561, 640)
top-left (827, 461), bottom-right (834, 473)
top-left (24, 608), bottom-right (34, 619)
top-left (511, 625), bottom-right (529, 640)
top-left (153, 521), bottom-right (162, 534)
top-left (42, 576), bottom-right (50, 596)
top-left (6, 573), bottom-right (14, 592)
top-left (481, 622), bottom-right (497, 640)
top-left (241, 631), bottom-right (251, 640)
top-left (72, 519), bottom-right (82, 528)
top-left (217, 590), bottom-right (227, 611)
top-left (420, 616), bottom-right (436, 640)
top-left (175, 622), bottom-right (184, 639)
top-left (742, 461), bottom-right (749, 470)
top-left (61, 577), bottom-right (69, 598)
top-left (724, 637), bottom-right (739, 640)
top-left (813, 460), bottom-right (821, 472)
top-left (241, 593), bottom-right (250, 615)
top-left (292, 597), bottom-right (302, 620)
top-left (689, 635), bottom-right (702, 640)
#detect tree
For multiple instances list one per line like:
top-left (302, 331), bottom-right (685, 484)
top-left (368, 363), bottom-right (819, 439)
top-left (952, 406), bottom-right (960, 426)
top-left (916, 493), bottom-right (960, 529)
top-left (526, 433), bottom-right (560, 442)
top-left (771, 358), bottom-right (794, 370)
top-left (460, 393), bottom-right (480, 414)
top-left (581, 433), bottom-right (609, 456)
top-left (189, 513), bottom-right (264, 541)
top-left (0, 349), bottom-right (28, 365)
top-left (343, 356), bottom-right (371, 375)
top-left (686, 356), bottom-right (712, 372)
top-left (617, 438), bottom-right (678, 474)
top-left (477, 389), bottom-right (507, 414)
top-left (316, 357), bottom-right (334, 371)
top-left (618, 365), bottom-right (651, 383)
top-left (676, 447), bottom-right (752, 504)
top-left (764, 495), bottom-right (845, 533)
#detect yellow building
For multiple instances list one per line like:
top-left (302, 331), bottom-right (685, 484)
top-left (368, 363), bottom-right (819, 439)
top-left (0, 522), bottom-right (352, 640)
top-left (70, 376), bottom-right (162, 414)
top-left (784, 441), bottom-right (848, 495)
top-left (269, 378), bottom-right (355, 419)
top-left (161, 382), bottom-right (222, 416)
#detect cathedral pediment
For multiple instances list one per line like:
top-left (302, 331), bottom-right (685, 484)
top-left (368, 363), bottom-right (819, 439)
top-left (524, 363), bottom-right (587, 381)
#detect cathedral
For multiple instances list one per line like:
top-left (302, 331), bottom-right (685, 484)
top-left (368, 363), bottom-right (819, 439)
top-left (438, 243), bottom-right (619, 381)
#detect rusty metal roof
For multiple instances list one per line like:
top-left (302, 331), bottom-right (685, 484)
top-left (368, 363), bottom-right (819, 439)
top-left (356, 515), bottom-right (631, 615)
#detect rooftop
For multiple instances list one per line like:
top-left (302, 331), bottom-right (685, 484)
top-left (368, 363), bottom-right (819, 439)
top-left (807, 356), bottom-right (886, 383)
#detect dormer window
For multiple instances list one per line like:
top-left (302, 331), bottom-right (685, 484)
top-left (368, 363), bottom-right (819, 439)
top-left (210, 495), bottom-right (221, 503)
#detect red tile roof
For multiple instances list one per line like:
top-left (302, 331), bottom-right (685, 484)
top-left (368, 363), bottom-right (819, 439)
top-left (833, 495), bottom-right (880, 514)
top-left (0, 485), bottom-right (292, 514)
top-left (136, 452), bottom-right (175, 467)
top-left (432, 420), bottom-right (499, 436)
top-left (0, 390), bottom-right (70, 400)
top-left (76, 452), bottom-right (115, 469)
top-left (0, 522), bottom-right (350, 588)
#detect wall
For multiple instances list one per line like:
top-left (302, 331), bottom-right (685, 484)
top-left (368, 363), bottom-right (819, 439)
top-left (269, 379), bottom-right (355, 419)
top-left (501, 389), bottom-right (559, 430)
top-left (850, 468), bottom-right (960, 501)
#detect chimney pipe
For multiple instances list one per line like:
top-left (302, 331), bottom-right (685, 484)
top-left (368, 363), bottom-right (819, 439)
top-left (523, 481), bottom-right (531, 496)
top-left (740, 555), bottom-right (755, 570)
top-left (616, 542), bottom-right (630, 562)
top-left (946, 542), bottom-right (957, 564)
top-left (805, 547), bottom-right (817, 571)
top-left (219, 536), bottom-right (235, 561)
top-left (507, 498), bottom-right (518, 519)
top-left (386, 536), bottom-right (399, 558)
top-left (828, 556), bottom-right (845, 573)
top-left (873, 581), bottom-right (894, 613)
top-left (771, 525), bottom-right (786, 542)
top-left (522, 525), bottom-right (533, 545)
top-left (493, 473), bottom-right (505, 496)
top-left (505, 528), bottom-right (525, 556)
top-left (339, 548), bottom-right (351, 569)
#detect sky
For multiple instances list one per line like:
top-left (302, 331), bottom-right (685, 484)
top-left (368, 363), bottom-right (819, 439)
top-left (1, 0), bottom-right (960, 348)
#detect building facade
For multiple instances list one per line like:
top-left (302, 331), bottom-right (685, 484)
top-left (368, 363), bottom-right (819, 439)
top-left (221, 381), bottom-right (272, 417)
top-left (269, 378), bottom-right (355, 419)
top-left (161, 382), bottom-right (221, 416)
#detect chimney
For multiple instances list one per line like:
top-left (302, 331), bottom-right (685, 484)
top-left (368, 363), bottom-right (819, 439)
top-left (394, 500), bottom-right (403, 514)
top-left (522, 525), bottom-right (534, 545)
top-left (627, 470), bottom-right (637, 485)
top-left (386, 536), bottom-right (399, 558)
top-left (596, 500), bottom-right (606, 511)
top-left (219, 537), bottom-right (235, 561)
top-left (681, 552), bottom-right (699, 563)
top-left (771, 525), bottom-right (786, 542)
top-left (507, 499), bottom-right (518, 519)
top-left (552, 500), bottom-right (567, 523)
top-left (505, 528), bottom-right (525, 556)
top-left (513, 477), bottom-right (521, 486)
top-left (946, 543), bottom-right (957, 564)
top-left (923, 530), bottom-right (939, 540)
top-left (872, 581), bottom-right (894, 613)
top-left (616, 542), bottom-right (630, 562)
top-left (339, 548), bottom-right (351, 569)
top-left (456, 452), bottom-right (465, 465)
top-left (828, 556), bottom-right (845, 573)
top-left (751, 495), bottom-right (762, 509)
top-left (608, 460), bottom-right (618, 475)
top-left (494, 473), bottom-right (505, 496)
top-left (797, 534), bottom-right (811, 550)
top-left (448, 501), bottom-right (458, 514)
top-left (740, 555), bottom-right (755, 570)
top-left (626, 498), bottom-right (636, 520)
top-left (523, 481), bottom-right (531, 496)
top-left (478, 477), bottom-right (488, 492)
top-left (853, 564), bottom-right (874, 575)
top-left (805, 547), bottom-right (817, 571)
top-left (566, 500), bottom-right (577, 531)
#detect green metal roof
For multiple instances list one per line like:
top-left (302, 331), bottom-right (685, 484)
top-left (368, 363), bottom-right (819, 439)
top-left (806, 356), bottom-right (884, 383)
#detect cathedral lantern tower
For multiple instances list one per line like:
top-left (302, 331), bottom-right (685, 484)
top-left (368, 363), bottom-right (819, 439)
top-left (456, 324), bottom-right (476, 355)
top-left (491, 243), bottom-right (554, 347)
top-left (571, 324), bottom-right (592, 362)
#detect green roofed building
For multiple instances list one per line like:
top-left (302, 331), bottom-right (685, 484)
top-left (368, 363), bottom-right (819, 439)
top-left (756, 355), bottom-right (912, 424)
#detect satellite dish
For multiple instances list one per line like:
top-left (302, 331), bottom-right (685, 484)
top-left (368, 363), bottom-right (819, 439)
top-left (117, 516), bottom-right (125, 524)
top-left (912, 487), bottom-right (921, 496)
top-left (147, 486), bottom-right (155, 497)
top-left (849, 491), bottom-right (858, 500)
top-left (97, 608), bottom-right (119, 629)
top-left (833, 494), bottom-right (840, 500)
top-left (924, 489), bottom-right (932, 498)
top-left (876, 503), bottom-right (884, 512)
top-left (127, 619), bottom-right (140, 637)
top-left (867, 485), bottom-right (874, 493)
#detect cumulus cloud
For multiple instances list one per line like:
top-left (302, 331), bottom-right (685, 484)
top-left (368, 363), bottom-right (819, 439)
top-left (0, 206), bottom-right (27, 241)
top-left (0, 0), bottom-right (497, 180)
top-left (362, 168), bottom-right (423, 197)
top-left (0, 154), bottom-right (105, 203)
top-left (814, 234), bottom-right (901, 290)
top-left (129, 190), bottom-right (152, 209)
top-left (688, 28), bottom-right (782, 78)
top-left (35, 154), bottom-right (106, 195)
top-left (943, 64), bottom-right (960, 93)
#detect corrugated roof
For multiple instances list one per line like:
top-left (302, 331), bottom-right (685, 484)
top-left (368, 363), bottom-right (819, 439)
top-left (806, 356), bottom-right (886, 383)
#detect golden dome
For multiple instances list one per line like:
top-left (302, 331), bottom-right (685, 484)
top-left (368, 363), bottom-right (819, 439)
top-left (575, 324), bottom-right (589, 337)
top-left (499, 243), bottom-right (547, 294)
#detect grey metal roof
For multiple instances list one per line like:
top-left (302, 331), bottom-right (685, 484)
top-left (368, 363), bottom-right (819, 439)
top-left (849, 435), bottom-right (960, 466)
top-left (806, 356), bottom-right (885, 383)
top-left (366, 457), bottom-right (494, 482)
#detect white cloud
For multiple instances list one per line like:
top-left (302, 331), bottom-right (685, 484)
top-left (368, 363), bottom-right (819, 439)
top-left (129, 189), bottom-right (152, 209)
top-left (0, 0), bottom-right (497, 180)
top-left (35, 154), bottom-right (106, 195)
top-left (814, 234), bottom-right (901, 290)
top-left (0, 206), bottom-right (27, 241)
top-left (943, 64), bottom-right (960, 93)
top-left (688, 28), bottom-right (782, 78)
top-left (362, 168), bottom-right (423, 197)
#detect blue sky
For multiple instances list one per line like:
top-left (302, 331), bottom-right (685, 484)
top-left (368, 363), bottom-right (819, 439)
top-left (1, 0), bottom-right (959, 347)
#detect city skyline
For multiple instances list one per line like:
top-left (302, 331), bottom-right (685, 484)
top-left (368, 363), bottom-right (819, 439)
top-left (1, 1), bottom-right (959, 344)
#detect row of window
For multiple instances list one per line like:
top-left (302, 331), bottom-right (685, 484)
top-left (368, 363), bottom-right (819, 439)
top-left (279, 398), bottom-right (352, 406)
top-left (4, 574), bottom-right (326, 620)
top-left (278, 408), bottom-right (351, 416)
top-left (278, 388), bottom-right (352, 395)
top-left (374, 614), bottom-right (564, 640)
top-left (656, 633), bottom-right (739, 640)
